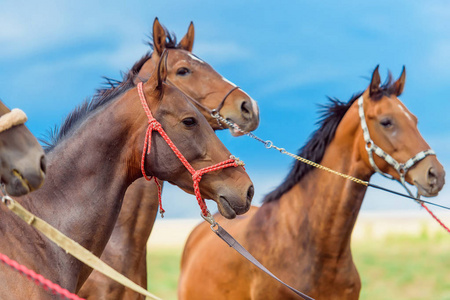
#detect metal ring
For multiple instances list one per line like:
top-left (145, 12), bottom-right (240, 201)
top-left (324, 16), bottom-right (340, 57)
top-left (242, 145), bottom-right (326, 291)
top-left (265, 140), bottom-right (273, 149)
top-left (210, 223), bottom-right (219, 233)
top-left (365, 140), bottom-right (374, 151)
top-left (1, 195), bottom-right (13, 206)
top-left (211, 110), bottom-right (220, 118)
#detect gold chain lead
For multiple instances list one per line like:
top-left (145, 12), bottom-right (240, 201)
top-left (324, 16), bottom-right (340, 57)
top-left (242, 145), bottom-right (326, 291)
top-left (213, 113), bottom-right (369, 187)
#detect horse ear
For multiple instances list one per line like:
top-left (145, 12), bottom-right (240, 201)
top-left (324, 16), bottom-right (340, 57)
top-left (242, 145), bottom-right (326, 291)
top-left (369, 65), bottom-right (381, 97)
top-left (156, 51), bottom-right (168, 90)
top-left (179, 21), bottom-right (195, 52)
top-left (153, 17), bottom-right (166, 56)
top-left (393, 66), bottom-right (406, 96)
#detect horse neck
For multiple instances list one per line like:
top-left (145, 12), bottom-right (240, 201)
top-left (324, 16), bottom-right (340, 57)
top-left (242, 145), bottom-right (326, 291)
top-left (273, 104), bottom-right (373, 259)
top-left (20, 90), bottom-right (147, 285)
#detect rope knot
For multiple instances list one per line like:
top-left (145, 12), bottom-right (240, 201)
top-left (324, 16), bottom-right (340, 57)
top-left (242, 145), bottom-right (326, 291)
top-left (148, 119), bottom-right (161, 130)
top-left (192, 171), bottom-right (203, 183)
top-left (230, 155), bottom-right (245, 167)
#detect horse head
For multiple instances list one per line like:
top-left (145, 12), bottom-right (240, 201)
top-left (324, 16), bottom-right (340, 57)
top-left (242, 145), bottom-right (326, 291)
top-left (358, 66), bottom-right (445, 197)
top-left (0, 101), bottom-right (46, 196)
top-left (134, 18), bottom-right (259, 136)
top-left (139, 53), bottom-right (253, 218)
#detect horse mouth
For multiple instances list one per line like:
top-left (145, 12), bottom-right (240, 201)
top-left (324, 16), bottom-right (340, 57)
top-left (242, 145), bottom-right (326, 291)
top-left (7, 170), bottom-right (32, 196)
top-left (224, 118), bottom-right (245, 137)
top-left (217, 196), bottom-right (237, 219)
top-left (413, 180), bottom-right (439, 197)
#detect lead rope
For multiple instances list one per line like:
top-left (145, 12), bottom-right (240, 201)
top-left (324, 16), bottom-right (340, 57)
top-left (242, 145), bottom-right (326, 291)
top-left (0, 251), bottom-right (83, 300)
top-left (211, 111), bottom-right (450, 232)
top-left (0, 209), bottom-right (84, 300)
top-left (0, 193), bottom-right (161, 300)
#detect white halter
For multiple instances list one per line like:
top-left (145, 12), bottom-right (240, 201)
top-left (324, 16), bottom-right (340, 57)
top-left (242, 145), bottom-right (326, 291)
top-left (0, 109), bottom-right (28, 133)
top-left (358, 96), bottom-right (435, 194)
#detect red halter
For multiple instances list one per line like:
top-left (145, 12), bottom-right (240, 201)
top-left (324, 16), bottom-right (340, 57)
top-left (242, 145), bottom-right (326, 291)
top-left (137, 82), bottom-right (244, 217)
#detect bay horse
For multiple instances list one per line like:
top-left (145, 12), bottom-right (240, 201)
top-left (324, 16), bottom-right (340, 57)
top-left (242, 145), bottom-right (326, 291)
top-left (0, 51), bottom-right (253, 299)
top-left (178, 66), bottom-right (446, 300)
top-left (79, 18), bottom-right (260, 300)
top-left (0, 100), bottom-right (46, 196)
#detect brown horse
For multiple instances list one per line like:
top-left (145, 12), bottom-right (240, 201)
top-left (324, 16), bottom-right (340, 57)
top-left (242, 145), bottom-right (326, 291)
top-left (0, 52), bottom-right (253, 299)
top-left (133, 18), bottom-right (259, 135)
top-left (178, 67), bottom-right (446, 300)
top-left (78, 18), bottom-right (260, 300)
top-left (0, 100), bottom-right (46, 196)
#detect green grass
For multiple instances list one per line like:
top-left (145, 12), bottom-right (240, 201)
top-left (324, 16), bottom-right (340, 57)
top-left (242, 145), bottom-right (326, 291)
top-left (354, 231), bottom-right (450, 300)
top-left (147, 247), bottom-right (182, 300)
top-left (147, 232), bottom-right (450, 300)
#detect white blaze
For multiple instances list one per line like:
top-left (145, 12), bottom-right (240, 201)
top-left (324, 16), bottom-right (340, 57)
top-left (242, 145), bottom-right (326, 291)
top-left (397, 104), bottom-right (413, 121)
top-left (221, 76), bottom-right (237, 87)
top-left (187, 53), bottom-right (205, 64)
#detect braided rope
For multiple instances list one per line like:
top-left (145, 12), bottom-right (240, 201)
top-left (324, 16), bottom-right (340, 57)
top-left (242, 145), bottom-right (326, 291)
top-left (192, 159), bottom-right (240, 216)
top-left (137, 82), bottom-right (243, 217)
top-left (154, 179), bottom-right (164, 217)
top-left (0, 252), bottom-right (84, 300)
top-left (283, 151), bottom-right (369, 186)
top-left (420, 202), bottom-right (450, 233)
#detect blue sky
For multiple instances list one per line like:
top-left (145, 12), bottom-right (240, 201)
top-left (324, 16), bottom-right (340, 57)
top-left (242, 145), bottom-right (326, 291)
top-left (1, 1), bottom-right (449, 218)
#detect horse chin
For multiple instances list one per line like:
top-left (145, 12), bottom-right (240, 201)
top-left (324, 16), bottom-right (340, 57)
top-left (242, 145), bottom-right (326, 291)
top-left (229, 127), bottom-right (244, 137)
top-left (5, 173), bottom-right (31, 196)
top-left (217, 196), bottom-right (237, 219)
top-left (413, 181), bottom-right (439, 198)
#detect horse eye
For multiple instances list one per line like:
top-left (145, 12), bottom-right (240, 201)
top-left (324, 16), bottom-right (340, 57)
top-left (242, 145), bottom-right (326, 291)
top-left (182, 117), bottom-right (197, 127)
top-left (176, 67), bottom-right (191, 76)
top-left (380, 118), bottom-right (393, 128)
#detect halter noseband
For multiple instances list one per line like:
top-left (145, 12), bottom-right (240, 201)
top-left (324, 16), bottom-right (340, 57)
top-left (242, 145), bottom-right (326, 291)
top-left (210, 86), bottom-right (241, 115)
top-left (0, 109), bottom-right (28, 133)
top-left (137, 82), bottom-right (244, 217)
top-left (358, 96), bottom-right (435, 193)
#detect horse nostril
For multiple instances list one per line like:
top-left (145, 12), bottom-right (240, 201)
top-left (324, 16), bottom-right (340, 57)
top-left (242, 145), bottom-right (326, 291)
top-left (241, 101), bottom-right (251, 116)
top-left (40, 155), bottom-right (47, 174)
top-left (247, 185), bottom-right (254, 202)
top-left (428, 167), bottom-right (437, 187)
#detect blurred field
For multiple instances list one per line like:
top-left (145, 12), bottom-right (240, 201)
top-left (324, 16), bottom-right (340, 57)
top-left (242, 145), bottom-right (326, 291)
top-left (147, 212), bottom-right (450, 300)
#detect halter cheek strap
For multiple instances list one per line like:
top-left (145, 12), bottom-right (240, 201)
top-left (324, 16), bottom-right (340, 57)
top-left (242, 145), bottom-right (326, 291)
top-left (162, 49), bottom-right (241, 129)
top-left (137, 82), bottom-right (244, 217)
top-left (0, 108), bottom-right (28, 133)
top-left (358, 96), bottom-right (435, 190)
top-left (165, 77), bottom-right (240, 129)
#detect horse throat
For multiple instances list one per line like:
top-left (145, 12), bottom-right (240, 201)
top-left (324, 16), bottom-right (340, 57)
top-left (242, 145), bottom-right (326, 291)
top-left (278, 106), bottom-right (373, 264)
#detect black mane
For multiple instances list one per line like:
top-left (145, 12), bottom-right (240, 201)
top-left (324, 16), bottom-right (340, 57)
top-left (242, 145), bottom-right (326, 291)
top-left (42, 26), bottom-right (180, 152)
top-left (263, 72), bottom-right (397, 202)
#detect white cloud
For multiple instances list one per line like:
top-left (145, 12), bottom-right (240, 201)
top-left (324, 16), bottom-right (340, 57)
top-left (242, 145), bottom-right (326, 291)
top-left (0, 0), bottom-right (146, 59)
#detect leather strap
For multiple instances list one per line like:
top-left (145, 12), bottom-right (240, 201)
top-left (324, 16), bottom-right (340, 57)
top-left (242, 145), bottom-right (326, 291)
top-left (214, 223), bottom-right (315, 300)
top-left (2, 196), bottom-right (161, 300)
